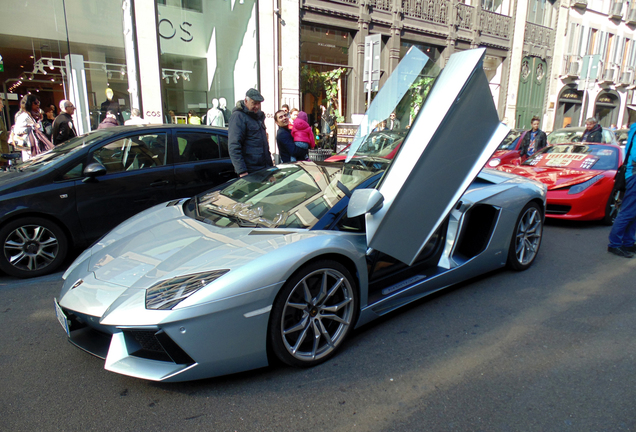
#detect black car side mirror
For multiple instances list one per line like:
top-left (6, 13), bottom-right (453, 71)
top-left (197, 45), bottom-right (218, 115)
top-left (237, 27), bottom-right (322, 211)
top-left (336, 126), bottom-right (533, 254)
top-left (82, 162), bottom-right (107, 183)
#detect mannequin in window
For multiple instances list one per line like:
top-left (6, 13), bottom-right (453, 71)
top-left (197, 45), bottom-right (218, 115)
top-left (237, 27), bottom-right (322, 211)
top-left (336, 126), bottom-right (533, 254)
top-left (100, 88), bottom-right (123, 125)
top-left (206, 98), bottom-right (224, 127)
top-left (219, 97), bottom-right (230, 126)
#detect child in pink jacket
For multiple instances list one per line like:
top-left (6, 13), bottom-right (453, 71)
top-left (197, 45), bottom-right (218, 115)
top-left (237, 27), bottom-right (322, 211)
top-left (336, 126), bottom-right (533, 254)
top-left (290, 111), bottom-right (315, 161)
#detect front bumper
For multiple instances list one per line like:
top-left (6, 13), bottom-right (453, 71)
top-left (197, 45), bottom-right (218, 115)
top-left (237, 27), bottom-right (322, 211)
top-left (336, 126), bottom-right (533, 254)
top-left (56, 280), bottom-right (284, 382)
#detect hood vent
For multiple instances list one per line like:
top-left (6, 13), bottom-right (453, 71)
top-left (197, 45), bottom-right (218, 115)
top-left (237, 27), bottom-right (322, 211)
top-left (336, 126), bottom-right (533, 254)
top-left (166, 200), bottom-right (182, 207)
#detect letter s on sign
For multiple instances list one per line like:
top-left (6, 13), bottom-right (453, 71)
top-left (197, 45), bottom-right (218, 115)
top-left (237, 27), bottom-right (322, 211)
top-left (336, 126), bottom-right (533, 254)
top-left (180, 22), bottom-right (193, 42)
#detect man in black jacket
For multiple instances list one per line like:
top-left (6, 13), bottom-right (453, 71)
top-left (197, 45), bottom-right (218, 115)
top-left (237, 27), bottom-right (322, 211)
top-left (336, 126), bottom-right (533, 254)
top-left (581, 117), bottom-right (603, 143)
top-left (51, 100), bottom-right (77, 145)
top-left (519, 116), bottom-right (547, 158)
top-left (228, 89), bottom-right (272, 177)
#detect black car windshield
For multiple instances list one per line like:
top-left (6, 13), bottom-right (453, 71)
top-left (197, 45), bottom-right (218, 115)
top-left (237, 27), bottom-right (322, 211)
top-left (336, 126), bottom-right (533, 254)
top-left (497, 130), bottom-right (524, 150)
top-left (522, 144), bottom-right (619, 170)
top-left (194, 160), bottom-right (386, 229)
top-left (16, 130), bottom-right (114, 172)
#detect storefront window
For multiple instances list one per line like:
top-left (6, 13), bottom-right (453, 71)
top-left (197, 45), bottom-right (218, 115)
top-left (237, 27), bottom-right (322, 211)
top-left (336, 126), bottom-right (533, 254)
top-left (0, 1), bottom-right (136, 134)
top-left (300, 25), bottom-right (352, 124)
top-left (157, 0), bottom-right (259, 125)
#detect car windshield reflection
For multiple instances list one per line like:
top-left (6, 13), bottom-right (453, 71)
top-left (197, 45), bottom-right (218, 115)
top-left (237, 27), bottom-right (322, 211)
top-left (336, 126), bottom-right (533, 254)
top-left (195, 160), bottom-right (386, 229)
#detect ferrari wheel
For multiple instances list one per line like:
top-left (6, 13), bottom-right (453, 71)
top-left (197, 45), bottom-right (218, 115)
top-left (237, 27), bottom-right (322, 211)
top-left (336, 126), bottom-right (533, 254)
top-left (269, 260), bottom-right (358, 368)
top-left (507, 202), bottom-right (543, 271)
top-left (0, 217), bottom-right (68, 278)
top-left (602, 189), bottom-right (623, 226)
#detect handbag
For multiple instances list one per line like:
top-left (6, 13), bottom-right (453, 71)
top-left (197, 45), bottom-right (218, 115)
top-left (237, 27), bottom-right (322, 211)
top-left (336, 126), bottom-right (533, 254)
top-left (615, 132), bottom-right (634, 192)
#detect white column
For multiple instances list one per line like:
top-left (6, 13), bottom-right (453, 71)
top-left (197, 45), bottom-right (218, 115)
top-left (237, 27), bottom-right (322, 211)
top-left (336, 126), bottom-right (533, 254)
top-left (133, 0), bottom-right (163, 124)
top-left (65, 54), bottom-right (91, 135)
top-left (503, 0), bottom-right (530, 127)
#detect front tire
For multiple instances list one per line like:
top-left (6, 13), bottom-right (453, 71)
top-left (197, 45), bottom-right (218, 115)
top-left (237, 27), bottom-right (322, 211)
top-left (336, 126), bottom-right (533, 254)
top-left (0, 217), bottom-right (68, 278)
top-left (269, 260), bottom-right (359, 368)
top-left (602, 188), bottom-right (622, 226)
top-left (507, 202), bottom-right (543, 271)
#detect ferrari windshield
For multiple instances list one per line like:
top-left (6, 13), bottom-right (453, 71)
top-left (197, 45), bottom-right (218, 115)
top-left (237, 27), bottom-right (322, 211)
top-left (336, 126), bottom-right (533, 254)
top-left (195, 160), bottom-right (387, 229)
top-left (522, 144), bottom-right (619, 170)
top-left (15, 130), bottom-right (113, 172)
top-left (497, 130), bottom-right (524, 150)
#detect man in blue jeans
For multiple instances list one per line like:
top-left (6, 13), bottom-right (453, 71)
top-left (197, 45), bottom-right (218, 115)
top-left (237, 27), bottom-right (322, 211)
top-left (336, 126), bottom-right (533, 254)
top-left (608, 122), bottom-right (636, 258)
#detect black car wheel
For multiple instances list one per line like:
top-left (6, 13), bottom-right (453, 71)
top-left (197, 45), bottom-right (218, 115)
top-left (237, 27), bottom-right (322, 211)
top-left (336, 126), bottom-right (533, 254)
top-left (0, 217), bottom-right (68, 278)
top-left (269, 260), bottom-right (358, 368)
top-left (602, 188), bottom-right (623, 226)
top-left (507, 202), bottom-right (543, 271)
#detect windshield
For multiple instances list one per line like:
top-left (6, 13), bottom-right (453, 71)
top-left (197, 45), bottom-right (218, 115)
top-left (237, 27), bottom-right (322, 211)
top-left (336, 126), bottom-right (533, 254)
top-left (522, 144), bottom-right (619, 170)
top-left (497, 130), bottom-right (524, 150)
top-left (547, 129), bottom-right (584, 145)
top-left (346, 47), bottom-right (442, 161)
top-left (15, 130), bottom-right (112, 172)
top-left (195, 161), bottom-right (386, 229)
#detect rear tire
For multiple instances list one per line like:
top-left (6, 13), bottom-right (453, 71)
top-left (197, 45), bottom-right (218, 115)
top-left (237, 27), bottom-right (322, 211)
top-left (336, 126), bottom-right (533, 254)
top-left (0, 217), bottom-right (68, 278)
top-left (507, 202), bottom-right (543, 271)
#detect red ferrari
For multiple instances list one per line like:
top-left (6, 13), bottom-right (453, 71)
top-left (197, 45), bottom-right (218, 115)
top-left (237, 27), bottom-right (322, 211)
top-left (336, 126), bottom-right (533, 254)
top-left (486, 129), bottom-right (526, 168)
top-left (495, 143), bottom-right (623, 224)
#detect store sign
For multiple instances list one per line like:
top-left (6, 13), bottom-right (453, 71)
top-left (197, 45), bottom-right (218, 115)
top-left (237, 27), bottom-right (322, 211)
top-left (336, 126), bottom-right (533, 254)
top-left (336, 123), bottom-right (359, 149)
top-left (598, 96), bottom-right (614, 104)
top-left (560, 89), bottom-right (582, 101)
top-left (158, 19), bottom-right (193, 42)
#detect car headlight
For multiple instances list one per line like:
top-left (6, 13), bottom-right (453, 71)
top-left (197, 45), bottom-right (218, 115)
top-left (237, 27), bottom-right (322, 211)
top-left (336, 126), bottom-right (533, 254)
top-left (488, 158), bottom-right (501, 167)
top-left (145, 269), bottom-right (230, 310)
top-left (568, 174), bottom-right (604, 195)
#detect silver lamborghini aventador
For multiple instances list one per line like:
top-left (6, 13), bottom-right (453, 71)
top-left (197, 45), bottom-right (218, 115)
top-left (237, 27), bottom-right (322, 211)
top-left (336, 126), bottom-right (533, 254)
top-left (55, 48), bottom-right (547, 382)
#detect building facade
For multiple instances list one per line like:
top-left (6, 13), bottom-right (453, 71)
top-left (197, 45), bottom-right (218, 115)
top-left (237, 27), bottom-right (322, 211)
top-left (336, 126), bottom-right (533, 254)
top-left (4, 0), bottom-right (636, 157)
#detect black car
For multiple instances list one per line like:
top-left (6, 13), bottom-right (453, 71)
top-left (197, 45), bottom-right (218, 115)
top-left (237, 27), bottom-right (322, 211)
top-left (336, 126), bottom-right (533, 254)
top-left (0, 125), bottom-right (236, 278)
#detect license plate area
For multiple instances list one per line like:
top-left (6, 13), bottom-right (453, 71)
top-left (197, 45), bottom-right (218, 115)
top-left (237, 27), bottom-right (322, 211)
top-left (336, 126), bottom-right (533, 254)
top-left (54, 299), bottom-right (70, 337)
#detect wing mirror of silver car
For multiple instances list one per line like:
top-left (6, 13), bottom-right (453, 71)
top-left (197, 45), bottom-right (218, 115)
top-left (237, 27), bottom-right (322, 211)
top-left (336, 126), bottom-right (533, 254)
top-left (347, 188), bottom-right (384, 218)
top-left (82, 162), bottom-right (107, 183)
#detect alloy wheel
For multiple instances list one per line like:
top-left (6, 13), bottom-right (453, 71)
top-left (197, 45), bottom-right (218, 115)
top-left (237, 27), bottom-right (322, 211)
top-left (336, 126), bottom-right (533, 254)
top-left (280, 268), bottom-right (355, 362)
top-left (4, 224), bottom-right (60, 272)
top-left (514, 206), bottom-right (542, 266)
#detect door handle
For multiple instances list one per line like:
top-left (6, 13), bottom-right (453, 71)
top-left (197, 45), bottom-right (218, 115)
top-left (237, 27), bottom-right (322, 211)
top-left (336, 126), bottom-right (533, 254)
top-left (150, 180), bottom-right (170, 187)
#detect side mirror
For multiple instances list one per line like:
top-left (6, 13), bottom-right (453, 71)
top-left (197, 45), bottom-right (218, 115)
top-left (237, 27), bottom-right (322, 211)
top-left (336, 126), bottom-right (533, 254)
top-left (347, 188), bottom-right (384, 218)
top-left (82, 162), bottom-right (107, 183)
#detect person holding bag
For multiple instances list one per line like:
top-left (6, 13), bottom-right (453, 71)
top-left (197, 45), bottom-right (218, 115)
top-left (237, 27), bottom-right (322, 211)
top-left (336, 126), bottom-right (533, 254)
top-left (608, 122), bottom-right (636, 258)
top-left (13, 95), bottom-right (53, 161)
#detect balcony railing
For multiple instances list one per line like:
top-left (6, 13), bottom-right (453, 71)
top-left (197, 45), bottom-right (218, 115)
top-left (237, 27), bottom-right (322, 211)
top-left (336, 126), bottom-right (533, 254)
top-left (627, 9), bottom-right (636, 25)
top-left (368, 0), bottom-right (391, 11)
top-left (562, 55), bottom-right (581, 77)
top-left (609, 2), bottom-right (624, 20)
top-left (618, 69), bottom-right (633, 86)
top-left (479, 10), bottom-right (511, 38)
top-left (524, 22), bottom-right (554, 49)
top-left (455, 3), bottom-right (473, 30)
top-left (600, 66), bottom-right (617, 83)
top-left (402, 0), bottom-right (450, 25)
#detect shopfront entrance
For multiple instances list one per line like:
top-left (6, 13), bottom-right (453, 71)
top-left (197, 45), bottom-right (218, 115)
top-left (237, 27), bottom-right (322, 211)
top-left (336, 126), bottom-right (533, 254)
top-left (554, 85), bottom-right (583, 128)
top-left (594, 91), bottom-right (620, 128)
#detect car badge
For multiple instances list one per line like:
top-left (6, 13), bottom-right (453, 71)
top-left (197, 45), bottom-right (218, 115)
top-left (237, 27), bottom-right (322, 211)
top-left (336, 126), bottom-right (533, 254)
top-left (71, 279), bottom-right (83, 290)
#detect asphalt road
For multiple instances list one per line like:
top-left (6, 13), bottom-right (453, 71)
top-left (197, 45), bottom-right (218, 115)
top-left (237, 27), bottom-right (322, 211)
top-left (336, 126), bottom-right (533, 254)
top-left (1, 220), bottom-right (635, 432)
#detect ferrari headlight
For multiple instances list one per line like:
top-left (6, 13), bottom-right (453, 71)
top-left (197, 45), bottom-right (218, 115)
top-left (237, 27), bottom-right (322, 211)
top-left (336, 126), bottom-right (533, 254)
top-left (568, 174), bottom-right (604, 195)
top-left (488, 158), bottom-right (501, 167)
top-left (145, 269), bottom-right (230, 310)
